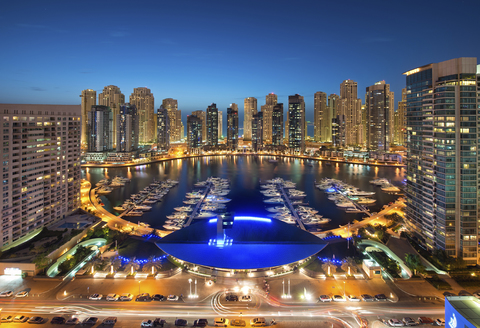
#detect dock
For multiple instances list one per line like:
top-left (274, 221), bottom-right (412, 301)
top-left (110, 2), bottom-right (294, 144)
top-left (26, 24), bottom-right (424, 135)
top-left (184, 182), bottom-right (212, 227)
top-left (332, 184), bottom-right (372, 217)
top-left (277, 184), bottom-right (306, 231)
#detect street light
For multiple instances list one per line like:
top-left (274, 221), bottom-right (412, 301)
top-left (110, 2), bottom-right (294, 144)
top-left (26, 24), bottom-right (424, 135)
top-left (188, 279), bottom-right (192, 298)
top-left (138, 281), bottom-right (141, 294)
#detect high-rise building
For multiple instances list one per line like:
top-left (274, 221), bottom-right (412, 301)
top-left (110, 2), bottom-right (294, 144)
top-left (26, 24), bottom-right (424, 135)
top-left (218, 110), bottom-right (223, 138)
top-left (129, 87), bottom-right (154, 143)
top-left (288, 94), bottom-right (305, 154)
top-left (162, 98), bottom-right (181, 142)
top-left (0, 104), bottom-right (81, 250)
top-left (338, 80), bottom-right (363, 146)
top-left (187, 115), bottom-right (202, 153)
top-left (252, 112), bottom-right (264, 152)
top-left (117, 103), bottom-right (139, 152)
top-left (325, 94), bottom-right (339, 143)
top-left (206, 104), bottom-right (218, 147)
top-left (157, 107), bottom-right (170, 152)
top-left (314, 92), bottom-right (327, 142)
top-left (192, 110), bottom-right (206, 142)
top-left (98, 86), bottom-right (125, 147)
top-left (272, 103), bottom-right (284, 147)
top-left (80, 89), bottom-right (96, 147)
top-left (395, 88), bottom-right (407, 145)
top-left (227, 106), bottom-right (239, 151)
top-left (365, 81), bottom-right (394, 151)
top-left (87, 105), bottom-right (113, 152)
top-left (261, 93), bottom-right (277, 143)
top-left (332, 115), bottom-right (346, 148)
top-left (243, 97), bottom-right (257, 141)
top-left (404, 57), bottom-right (480, 264)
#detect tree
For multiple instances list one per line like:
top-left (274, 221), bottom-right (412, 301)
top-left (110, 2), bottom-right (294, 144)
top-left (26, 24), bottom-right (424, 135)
top-left (33, 254), bottom-right (51, 273)
top-left (404, 253), bottom-right (422, 272)
top-left (321, 260), bottom-right (337, 275)
top-left (105, 256), bottom-right (122, 272)
top-left (124, 257), bottom-right (140, 274)
top-left (84, 257), bottom-right (103, 274)
top-left (142, 256), bottom-right (163, 275)
top-left (341, 257), bottom-right (357, 275)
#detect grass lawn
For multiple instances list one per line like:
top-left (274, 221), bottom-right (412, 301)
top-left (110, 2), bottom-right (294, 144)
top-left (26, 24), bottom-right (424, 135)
top-left (118, 238), bottom-right (166, 259)
top-left (304, 259), bottom-right (324, 273)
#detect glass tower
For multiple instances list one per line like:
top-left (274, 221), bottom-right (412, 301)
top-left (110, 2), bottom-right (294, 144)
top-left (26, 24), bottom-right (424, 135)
top-left (227, 106), bottom-right (239, 151)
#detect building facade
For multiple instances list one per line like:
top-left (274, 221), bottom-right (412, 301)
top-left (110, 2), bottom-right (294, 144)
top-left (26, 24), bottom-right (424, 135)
top-left (404, 57), bottom-right (480, 264)
top-left (218, 110), bottom-right (223, 139)
top-left (98, 85), bottom-right (125, 147)
top-left (338, 80), bottom-right (363, 146)
top-left (116, 103), bottom-right (139, 152)
top-left (87, 105), bottom-right (113, 152)
top-left (192, 110), bottom-right (206, 143)
top-left (243, 97), bottom-right (257, 141)
top-left (161, 98), bottom-right (181, 142)
top-left (272, 103), bottom-right (284, 147)
top-left (157, 107), bottom-right (170, 152)
top-left (395, 88), bottom-right (407, 145)
top-left (129, 87), bottom-right (154, 144)
top-left (252, 112), bottom-right (264, 152)
top-left (0, 104), bottom-right (81, 250)
top-left (365, 81), bottom-right (394, 151)
top-left (314, 91), bottom-right (327, 142)
top-left (227, 106), bottom-right (239, 151)
top-left (288, 94), bottom-right (305, 154)
top-left (206, 104), bottom-right (218, 147)
top-left (326, 94), bottom-right (339, 144)
top-left (80, 89), bottom-right (96, 147)
top-left (187, 115), bottom-right (202, 154)
top-left (261, 93), bottom-right (277, 143)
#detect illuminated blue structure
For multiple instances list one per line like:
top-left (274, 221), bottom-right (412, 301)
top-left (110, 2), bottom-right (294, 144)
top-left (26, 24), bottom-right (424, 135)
top-left (445, 296), bottom-right (480, 328)
top-left (156, 216), bottom-right (327, 270)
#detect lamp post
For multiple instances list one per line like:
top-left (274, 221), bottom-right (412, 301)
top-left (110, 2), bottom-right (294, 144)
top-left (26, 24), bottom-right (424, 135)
top-left (188, 279), bottom-right (192, 298)
top-left (343, 281), bottom-right (346, 297)
top-left (195, 279), bottom-right (197, 298)
top-left (138, 281), bottom-right (141, 294)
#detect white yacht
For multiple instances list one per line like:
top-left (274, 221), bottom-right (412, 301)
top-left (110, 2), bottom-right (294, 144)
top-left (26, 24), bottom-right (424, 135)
top-left (184, 199), bottom-right (199, 205)
top-left (195, 211), bottom-right (217, 218)
top-left (264, 197), bottom-right (284, 204)
top-left (97, 186), bottom-right (113, 194)
top-left (113, 205), bottom-right (127, 212)
top-left (125, 210), bottom-right (143, 217)
top-left (134, 205), bottom-right (152, 211)
top-left (203, 195), bottom-right (231, 203)
top-left (186, 192), bottom-right (204, 199)
top-left (370, 178), bottom-right (390, 186)
top-left (335, 201), bottom-right (355, 208)
top-left (381, 184), bottom-right (401, 192)
top-left (357, 197), bottom-right (376, 204)
top-left (174, 206), bottom-right (193, 212)
top-left (266, 206), bottom-right (290, 213)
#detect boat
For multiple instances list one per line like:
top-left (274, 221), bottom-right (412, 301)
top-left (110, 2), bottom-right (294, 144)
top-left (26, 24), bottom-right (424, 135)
top-left (195, 211), bottom-right (217, 218)
top-left (345, 208), bottom-right (363, 213)
top-left (264, 197), bottom-right (284, 204)
top-left (261, 184), bottom-right (277, 189)
top-left (262, 191), bottom-right (281, 197)
top-left (174, 206), bottom-right (193, 212)
top-left (203, 195), bottom-right (231, 203)
top-left (125, 210), bottom-right (143, 217)
top-left (166, 214), bottom-right (188, 220)
top-left (381, 184), bottom-right (401, 192)
top-left (163, 224), bottom-right (182, 230)
top-left (134, 205), bottom-right (152, 211)
top-left (138, 222), bottom-right (151, 228)
top-left (335, 201), bottom-right (355, 208)
top-left (113, 205), bottom-right (127, 212)
top-left (266, 206), bottom-right (290, 213)
top-left (186, 192), bottom-right (204, 199)
top-left (194, 181), bottom-right (208, 187)
top-left (142, 199), bottom-right (157, 204)
top-left (97, 186), bottom-right (113, 194)
top-left (357, 197), bottom-right (376, 204)
top-left (184, 199), bottom-right (199, 205)
top-left (369, 178), bottom-right (390, 186)
top-left (303, 217), bottom-right (331, 225)
top-left (96, 179), bottom-right (109, 186)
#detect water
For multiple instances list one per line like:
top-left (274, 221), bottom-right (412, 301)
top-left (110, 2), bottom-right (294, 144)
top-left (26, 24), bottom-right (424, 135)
top-left (82, 155), bottom-right (404, 231)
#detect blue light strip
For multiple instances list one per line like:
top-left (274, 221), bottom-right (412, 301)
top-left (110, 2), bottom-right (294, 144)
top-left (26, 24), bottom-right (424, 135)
top-left (234, 216), bottom-right (272, 223)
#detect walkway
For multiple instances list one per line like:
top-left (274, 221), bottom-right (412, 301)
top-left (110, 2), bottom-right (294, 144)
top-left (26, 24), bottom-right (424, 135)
top-left (184, 182), bottom-right (212, 227)
top-left (277, 184), bottom-right (306, 230)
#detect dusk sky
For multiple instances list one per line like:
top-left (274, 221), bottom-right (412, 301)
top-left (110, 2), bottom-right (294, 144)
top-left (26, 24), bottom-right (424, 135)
top-left (1, 0), bottom-right (480, 125)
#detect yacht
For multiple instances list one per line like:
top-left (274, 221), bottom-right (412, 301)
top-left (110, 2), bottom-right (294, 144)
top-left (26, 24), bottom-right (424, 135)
top-left (357, 197), bottom-right (376, 204)
top-left (113, 205), bottom-right (127, 212)
top-left (163, 224), bottom-right (182, 230)
top-left (266, 206), bottom-right (290, 213)
top-left (142, 199), bottom-right (157, 205)
top-left (303, 217), bottom-right (331, 225)
top-left (261, 184), bottom-right (277, 189)
top-left (345, 208), bottom-right (363, 213)
top-left (174, 206), bottom-right (193, 212)
top-left (134, 205), bottom-right (152, 211)
top-left (262, 191), bottom-right (281, 197)
top-left (335, 201), bottom-right (355, 208)
top-left (203, 195), bottom-right (231, 203)
top-left (184, 199), bottom-right (199, 205)
top-left (194, 181), bottom-right (208, 187)
top-left (381, 184), bottom-right (401, 192)
top-left (166, 213), bottom-right (188, 220)
top-left (125, 210), bottom-right (143, 217)
top-left (370, 178), bottom-right (390, 186)
top-left (264, 197), bottom-right (284, 204)
top-left (97, 186), bottom-right (113, 194)
top-left (186, 192), bottom-right (204, 199)
top-left (96, 179), bottom-right (109, 186)
top-left (195, 211), bottom-right (217, 218)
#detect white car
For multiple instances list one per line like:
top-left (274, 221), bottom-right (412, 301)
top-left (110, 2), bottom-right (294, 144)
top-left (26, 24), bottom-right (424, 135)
top-left (167, 294), bottom-right (179, 301)
top-left (388, 319), bottom-right (405, 327)
top-left (319, 295), bottom-right (332, 302)
top-left (88, 293), bottom-right (103, 300)
top-left (15, 291), bottom-right (28, 298)
top-left (106, 293), bottom-right (120, 301)
top-left (119, 293), bottom-right (134, 301)
top-left (0, 290), bottom-right (13, 298)
top-left (347, 295), bottom-right (361, 302)
top-left (240, 295), bottom-right (252, 302)
top-left (141, 319), bottom-right (154, 327)
top-left (214, 317), bottom-right (229, 327)
top-left (435, 319), bottom-right (445, 326)
top-left (333, 295), bottom-right (346, 302)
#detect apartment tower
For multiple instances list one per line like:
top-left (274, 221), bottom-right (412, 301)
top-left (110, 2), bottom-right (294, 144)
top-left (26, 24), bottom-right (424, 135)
top-left (80, 89), bottom-right (96, 147)
top-left (395, 88), bottom-right (407, 145)
top-left (243, 97), bottom-right (257, 141)
top-left (252, 112), bottom-right (264, 152)
top-left (227, 106), bottom-right (239, 151)
top-left (365, 81), bottom-right (394, 151)
top-left (314, 91), bottom-right (327, 142)
top-left (338, 80), bottom-right (363, 146)
top-left (98, 86), bottom-right (125, 147)
top-left (192, 110), bottom-right (206, 143)
top-left (288, 94), bottom-right (305, 154)
top-left (218, 111), bottom-right (223, 138)
top-left (206, 104), bottom-right (218, 147)
top-left (87, 105), bottom-right (113, 152)
top-left (187, 115), bottom-right (202, 154)
top-left (157, 107), bottom-right (170, 152)
top-left (261, 93), bottom-right (277, 143)
top-left (129, 87), bottom-right (154, 144)
top-left (272, 103), bottom-right (284, 147)
top-left (116, 103), bottom-right (139, 152)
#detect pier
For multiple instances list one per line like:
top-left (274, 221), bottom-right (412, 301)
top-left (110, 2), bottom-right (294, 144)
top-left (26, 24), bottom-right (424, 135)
top-left (184, 182), bottom-right (212, 227)
top-left (277, 184), bottom-right (306, 231)
top-left (331, 183), bottom-right (372, 217)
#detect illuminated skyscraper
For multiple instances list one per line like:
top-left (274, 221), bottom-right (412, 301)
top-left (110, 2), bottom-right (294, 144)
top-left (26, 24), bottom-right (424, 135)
top-left (261, 93), bottom-right (277, 143)
top-left (227, 105), bottom-right (239, 151)
top-left (338, 80), bottom-right (362, 146)
top-left (117, 103), bottom-right (139, 152)
top-left (129, 87), bottom-right (154, 143)
top-left (404, 57), bottom-right (480, 264)
top-left (80, 89), bottom-right (96, 147)
top-left (187, 115), bottom-right (202, 153)
top-left (99, 85), bottom-right (125, 147)
top-left (395, 88), bottom-right (407, 145)
top-left (157, 107), bottom-right (170, 152)
top-left (206, 104), bottom-right (218, 147)
top-left (314, 91), bottom-right (327, 142)
top-left (288, 94), bottom-right (305, 154)
top-left (192, 110), bottom-right (206, 142)
top-left (87, 105), bottom-right (113, 152)
top-left (243, 97), bottom-right (257, 140)
top-left (218, 110), bottom-right (223, 138)
top-left (365, 81), bottom-right (394, 151)
top-left (252, 112), bottom-right (263, 152)
top-left (162, 98), bottom-right (181, 142)
top-left (325, 94), bottom-right (339, 144)
top-left (272, 103), bottom-right (284, 147)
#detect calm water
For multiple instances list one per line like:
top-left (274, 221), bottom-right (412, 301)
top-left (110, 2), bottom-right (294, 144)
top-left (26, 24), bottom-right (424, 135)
top-left (82, 156), bottom-right (405, 231)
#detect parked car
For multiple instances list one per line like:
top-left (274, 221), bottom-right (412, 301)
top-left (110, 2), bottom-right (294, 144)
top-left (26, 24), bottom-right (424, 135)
top-left (119, 293), bottom-right (134, 301)
top-left (136, 293), bottom-right (151, 301)
top-left (435, 319), bottom-right (445, 326)
top-left (167, 294), bottom-right (179, 301)
top-left (83, 317), bottom-right (98, 325)
top-left (102, 317), bottom-right (117, 325)
top-left (1, 315), bottom-right (14, 322)
top-left (388, 319), bottom-right (404, 327)
top-left (152, 294), bottom-right (165, 301)
top-left (250, 317), bottom-right (267, 327)
top-left (402, 317), bottom-right (418, 326)
top-left (27, 316), bottom-right (44, 324)
top-left (319, 295), bottom-right (332, 302)
top-left (65, 317), bottom-right (80, 325)
top-left (174, 318), bottom-right (188, 326)
top-left (333, 295), bottom-right (346, 302)
top-left (0, 290), bottom-right (13, 298)
top-left (214, 317), bottom-right (229, 327)
top-left (51, 316), bottom-right (66, 324)
top-left (443, 292), bottom-right (456, 297)
top-left (106, 293), bottom-right (120, 301)
top-left (458, 291), bottom-right (473, 296)
top-left (230, 319), bottom-right (246, 327)
top-left (240, 295), bottom-right (252, 302)
top-left (375, 294), bottom-right (388, 301)
top-left (473, 292), bottom-right (480, 300)
top-left (88, 293), bottom-right (103, 300)
top-left (193, 319), bottom-right (208, 327)
top-left (13, 315), bottom-right (29, 323)
top-left (16, 291), bottom-right (29, 298)
top-left (347, 295), bottom-right (361, 302)
top-left (142, 319), bottom-right (154, 327)
top-left (153, 318), bottom-right (166, 327)
top-left (418, 317), bottom-right (434, 324)
top-left (361, 294), bottom-right (375, 301)
top-left (225, 294), bottom-right (238, 301)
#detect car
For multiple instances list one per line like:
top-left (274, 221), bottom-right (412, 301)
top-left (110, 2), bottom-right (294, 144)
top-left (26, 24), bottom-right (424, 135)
top-left (136, 293), bottom-right (151, 301)
top-left (152, 294), bottom-right (165, 301)
top-left (154, 318), bottom-right (166, 327)
top-left (388, 319), bottom-right (404, 327)
top-left (402, 317), bottom-right (418, 326)
top-left (1, 315), bottom-right (14, 323)
top-left (65, 318), bottom-right (80, 325)
top-left (473, 292), bottom-right (480, 300)
top-left (214, 317), bottom-right (229, 327)
top-left (106, 293), bottom-right (120, 301)
top-left (142, 319), bottom-right (154, 327)
top-left (418, 317), bottom-right (434, 324)
top-left (119, 293), bottom-right (134, 301)
top-left (16, 291), bottom-right (29, 298)
top-left (175, 318), bottom-right (188, 326)
top-left (167, 294), bottom-right (179, 301)
top-left (443, 292), bottom-right (456, 297)
top-left (361, 294), bottom-right (375, 301)
top-left (0, 290), bottom-right (13, 297)
top-left (13, 315), bottom-right (29, 323)
top-left (103, 317), bottom-right (117, 325)
top-left (193, 319), bottom-right (209, 327)
top-left (88, 293), bottom-right (103, 300)
top-left (82, 317), bottom-right (98, 325)
top-left (333, 295), bottom-right (346, 302)
top-left (51, 317), bottom-right (66, 324)
top-left (27, 316), bottom-right (44, 324)
top-left (347, 295), bottom-right (361, 302)
top-left (250, 317), bottom-right (267, 327)
top-left (375, 294), bottom-right (388, 301)
top-left (240, 295), bottom-right (252, 302)
top-left (225, 294), bottom-right (238, 301)
top-left (435, 319), bottom-right (445, 326)
top-left (319, 295), bottom-right (332, 302)
top-left (230, 319), bottom-right (246, 327)
top-left (458, 291), bottom-right (472, 296)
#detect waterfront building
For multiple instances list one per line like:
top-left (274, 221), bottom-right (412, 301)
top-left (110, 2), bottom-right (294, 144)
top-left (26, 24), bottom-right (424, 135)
top-left (261, 93), bottom-right (277, 143)
top-left (0, 104), bottom-right (81, 250)
top-left (98, 85), bottom-right (125, 147)
top-left (288, 94), bottom-right (305, 154)
top-left (157, 107), bottom-right (170, 152)
top-left (187, 115), bottom-right (202, 153)
top-left (325, 94), bottom-right (339, 143)
top-left (227, 105), bottom-right (239, 151)
top-left (206, 104), bottom-right (218, 147)
top-left (192, 110), bottom-right (206, 143)
top-left (129, 87), bottom-right (154, 143)
top-left (332, 115), bottom-right (345, 148)
top-left (338, 80), bottom-right (363, 146)
top-left (252, 111), bottom-right (264, 152)
top-left (272, 103), bottom-right (284, 147)
top-left (80, 89), bottom-right (96, 147)
top-left (404, 57), bottom-right (480, 264)
top-left (243, 97), bottom-right (257, 141)
top-left (365, 81), bottom-right (394, 151)
top-left (161, 98), bottom-right (182, 142)
top-left (218, 110), bottom-right (223, 139)
top-left (314, 91), bottom-right (327, 142)
top-left (361, 104), bottom-right (367, 146)
top-left (116, 103), bottom-right (139, 152)
top-left (395, 88), bottom-right (407, 145)
top-left (87, 105), bottom-right (113, 152)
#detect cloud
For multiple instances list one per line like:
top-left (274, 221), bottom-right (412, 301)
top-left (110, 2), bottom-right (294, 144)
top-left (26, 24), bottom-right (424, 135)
top-left (30, 87), bottom-right (46, 92)
top-left (363, 37), bottom-right (393, 43)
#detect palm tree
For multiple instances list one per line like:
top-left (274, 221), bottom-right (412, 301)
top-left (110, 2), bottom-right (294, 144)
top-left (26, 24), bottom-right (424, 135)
top-left (321, 260), bottom-right (337, 276)
top-left (105, 256), bottom-right (122, 274)
top-left (341, 257), bottom-right (357, 275)
top-left (142, 256), bottom-right (163, 275)
top-left (84, 257), bottom-right (103, 274)
top-left (124, 257), bottom-right (140, 275)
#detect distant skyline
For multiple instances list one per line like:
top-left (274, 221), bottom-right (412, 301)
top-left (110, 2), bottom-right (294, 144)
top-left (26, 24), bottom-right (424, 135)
top-left (1, 0), bottom-right (479, 125)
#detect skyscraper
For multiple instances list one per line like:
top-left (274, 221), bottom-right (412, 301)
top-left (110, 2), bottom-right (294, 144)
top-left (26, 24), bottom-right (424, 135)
top-left (98, 85), bottom-right (125, 147)
top-left (365, 81), bottom-right (394, 151)
top-left (243, 97), bottom-right (257, 140)
top-left (157, 107), bottom-right (170, 152)
top-left (272, 103), bottom-right (284, 147)
top-left (261, 93), bottom-right (277, 143)
top-left (288, 94), bottom-right (305, 154)
top-left (218, 110), bottom-right (223, 138)
top-left (129, 87), bottom-right (154, 144)
top-left (80, 89), bottom-right (96, 147)
top-left (117, 103), bottom-right (139, 152)
top-left (252, 112), bottom-right (264, 152)
top-left (338, 80), bottom-right (363, 146)
top-left (187, 115), bottom-right (202, 153)
top-left (162, 98), bottom-right (181, 142)
top-left (227, 106), bottom-right (239, 151)
top-left (395, 88), bottom-right (407, 145)
top-left (326, 94), bottom-right (340, 144)
top-left (0, 104), bottom-right (81, 250)
top-left (314, 91), bottom-right (327, 142)
top-left (87, 105), bottom-right (113, 152)
top-left (206, 104), bottom-right (218, 147)
top-left (404, 57), bottom-right (479, 264)
top-left (192, 110), bottom-right (206, 142)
